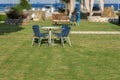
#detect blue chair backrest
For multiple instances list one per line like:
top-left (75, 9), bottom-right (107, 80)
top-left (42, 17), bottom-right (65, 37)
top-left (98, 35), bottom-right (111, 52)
top-left (32, 25), bottom-right (40, 37)
top-left (70, 15), bottom-right (77, 22)
top-left (61, 25), bottom-right (71, 37)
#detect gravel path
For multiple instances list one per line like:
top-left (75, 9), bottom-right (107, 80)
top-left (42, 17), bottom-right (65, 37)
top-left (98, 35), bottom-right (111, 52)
top-left (70, 31), bottom-right (120, 34)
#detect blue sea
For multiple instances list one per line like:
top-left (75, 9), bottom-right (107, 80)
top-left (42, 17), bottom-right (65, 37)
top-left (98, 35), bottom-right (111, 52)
top-left (0, 3), bottom-right (120, 12)
top-left (0, 3), bottom-right (65, 12)
top-left (94, 4), bottom-right (120, 11)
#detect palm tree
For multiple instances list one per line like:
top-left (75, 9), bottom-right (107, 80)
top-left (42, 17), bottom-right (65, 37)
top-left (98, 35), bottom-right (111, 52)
top-left (19, 0), bottom-right (31, 10)
top-left (27, 0), bottom-right (30, 2)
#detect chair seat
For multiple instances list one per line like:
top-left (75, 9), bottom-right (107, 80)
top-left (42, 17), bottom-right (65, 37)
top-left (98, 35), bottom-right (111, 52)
top-left (53, 25), bottom-right (71, 47)
top-left (39, 33), bottom-right (48, 37)
top-left (54, 33), bottom-right (62, 37)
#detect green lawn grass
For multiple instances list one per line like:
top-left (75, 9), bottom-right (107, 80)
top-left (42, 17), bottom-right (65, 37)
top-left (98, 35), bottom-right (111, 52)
top-left (72, 20), bottom-right (120, 31)
top-left (0, 20), bottom-right (120, 80)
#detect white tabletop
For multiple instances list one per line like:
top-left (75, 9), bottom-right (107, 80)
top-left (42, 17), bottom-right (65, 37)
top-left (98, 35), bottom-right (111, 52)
top-left (41, 26), bottom-right (60, 30)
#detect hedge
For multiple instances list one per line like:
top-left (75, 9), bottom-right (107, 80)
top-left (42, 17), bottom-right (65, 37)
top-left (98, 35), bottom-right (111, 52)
top-left (0, 14), bottom-right (7, 21)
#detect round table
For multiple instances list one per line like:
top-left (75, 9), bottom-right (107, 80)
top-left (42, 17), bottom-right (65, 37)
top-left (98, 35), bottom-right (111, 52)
top-left (42, 26), bottom-right (60, 45)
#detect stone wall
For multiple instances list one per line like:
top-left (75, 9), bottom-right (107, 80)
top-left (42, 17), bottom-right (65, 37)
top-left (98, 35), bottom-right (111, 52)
top-left (5, 19), bottom-right (29, 25)
top-left (30, 9), bottom-right (45, 21)
top-left (88, 16), bottom-right (118, 23)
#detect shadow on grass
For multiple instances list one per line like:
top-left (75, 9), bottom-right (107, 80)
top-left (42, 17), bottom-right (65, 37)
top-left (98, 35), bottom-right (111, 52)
top-left (109, 22), bottom-right (120, 26)
top-left (108, 17), bottom-right (120, 26)
top-left (0, 23), bottom-right (24, 35)
top-left (33, 38), bottom-right (69, 46)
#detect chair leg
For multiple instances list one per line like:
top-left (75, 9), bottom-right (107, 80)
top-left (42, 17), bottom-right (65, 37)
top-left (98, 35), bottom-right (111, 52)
top-left (67, 37), bottom-right (72, 46)
top-left (52, 37), bottom-right (54, 44)
top-left (38, 37), bottom-right (42, 47)
top-left (61, 37), bottom-right (64, 47)
top-left (52, 33), bottom-right (55, 44)
top-left (31, 37), bottom-right (35, 46)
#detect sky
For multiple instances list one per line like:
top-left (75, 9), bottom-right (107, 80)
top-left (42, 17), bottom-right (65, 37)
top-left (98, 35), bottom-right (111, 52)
top-left (0, 0), bottom-right (119, 4)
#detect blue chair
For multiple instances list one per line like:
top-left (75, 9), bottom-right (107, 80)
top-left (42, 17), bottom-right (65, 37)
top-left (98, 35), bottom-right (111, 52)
top-left (70, 14), bottom-right (77, 25)
top-left (31, 25), bottom-right (48, 47)
top-left (54, 25), bottom-right (72, 47)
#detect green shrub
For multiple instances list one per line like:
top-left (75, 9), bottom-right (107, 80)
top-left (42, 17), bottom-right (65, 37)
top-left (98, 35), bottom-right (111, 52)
top-left (6, 7), bottom-right (22, 19)
top-left (6, 0), bottom-right (31, 19)
top-left (116, 10), bottom-right (120, 16)
top-left (0, 14), bottom-right (7, 21)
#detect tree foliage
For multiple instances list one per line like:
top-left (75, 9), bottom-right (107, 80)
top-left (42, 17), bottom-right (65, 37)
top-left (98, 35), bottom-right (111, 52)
top-left (18, 0), bottom-right (31, 10)
top-left (6, 0), bottom-right (31, 19)
top-left (60, 0), bottom-right (70, 3)
top-left (60, 0), bottom-right (78, 3)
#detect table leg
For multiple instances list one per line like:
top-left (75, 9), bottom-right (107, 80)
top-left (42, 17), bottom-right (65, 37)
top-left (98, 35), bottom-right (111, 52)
top-left (48, 30), bottom-right (52, 45)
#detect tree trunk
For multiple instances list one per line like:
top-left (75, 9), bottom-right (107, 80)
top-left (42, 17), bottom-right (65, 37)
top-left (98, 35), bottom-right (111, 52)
top-left (65, 2), bottom-right (70, 14)
top-left (118, 16), bottom-right (120, 24)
